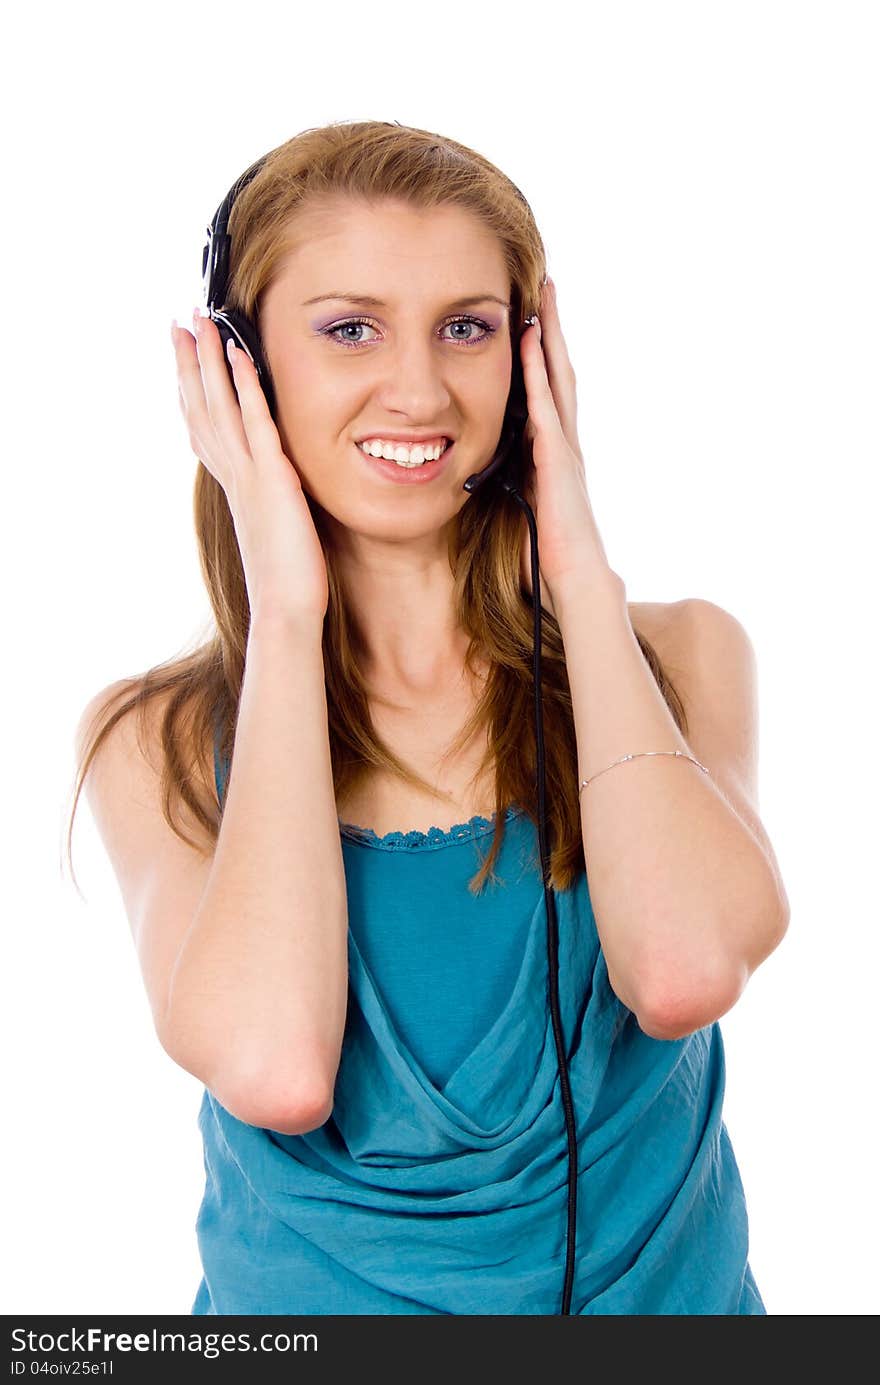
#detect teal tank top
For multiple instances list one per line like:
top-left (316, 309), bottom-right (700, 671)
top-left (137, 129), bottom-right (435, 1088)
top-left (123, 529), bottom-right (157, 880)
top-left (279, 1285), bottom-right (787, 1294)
top-left (191, 737), bottom-right (765, 1315)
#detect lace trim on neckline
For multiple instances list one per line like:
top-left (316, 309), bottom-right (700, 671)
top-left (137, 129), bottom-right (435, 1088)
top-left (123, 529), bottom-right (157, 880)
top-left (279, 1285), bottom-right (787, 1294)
top-left (338, 805), bottom-right (524, 850)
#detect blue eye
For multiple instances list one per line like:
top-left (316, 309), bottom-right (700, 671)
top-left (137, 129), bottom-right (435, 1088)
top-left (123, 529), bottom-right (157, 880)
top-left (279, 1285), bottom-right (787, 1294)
top-left (321, 315), bottom-right (496, 349)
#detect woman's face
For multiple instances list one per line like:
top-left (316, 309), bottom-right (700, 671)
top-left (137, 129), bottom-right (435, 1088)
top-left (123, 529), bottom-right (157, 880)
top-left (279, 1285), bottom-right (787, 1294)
top-left (258, 196), bottom-right (514, 542)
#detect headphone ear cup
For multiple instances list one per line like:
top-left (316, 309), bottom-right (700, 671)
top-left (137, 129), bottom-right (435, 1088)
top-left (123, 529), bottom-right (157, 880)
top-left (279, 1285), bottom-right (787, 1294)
top-left (211, 306), bottom-right (278, 422)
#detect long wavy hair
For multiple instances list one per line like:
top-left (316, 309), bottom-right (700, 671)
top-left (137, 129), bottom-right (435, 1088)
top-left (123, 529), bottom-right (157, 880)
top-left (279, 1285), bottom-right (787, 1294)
top-left (65, 118), bottom-right (688, 897)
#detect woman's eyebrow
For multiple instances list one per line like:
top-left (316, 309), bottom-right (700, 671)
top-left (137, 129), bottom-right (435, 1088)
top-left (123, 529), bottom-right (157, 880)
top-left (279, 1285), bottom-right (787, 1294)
top-left (302, 291), bottom-right (511, 311)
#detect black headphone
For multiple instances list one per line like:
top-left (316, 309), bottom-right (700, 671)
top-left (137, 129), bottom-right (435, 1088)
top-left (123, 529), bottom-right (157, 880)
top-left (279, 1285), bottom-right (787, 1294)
top-left (200, 156), bottom-right (580, 1316)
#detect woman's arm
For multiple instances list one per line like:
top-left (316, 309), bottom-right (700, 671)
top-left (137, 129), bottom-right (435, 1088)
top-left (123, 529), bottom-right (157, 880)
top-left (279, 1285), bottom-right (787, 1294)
top-left (165, 611), bottom-right (348, 1131)
top-left (555, 569), bottom-right (789, 1041)
top-left (518, 283), bottom-right (787, 1041)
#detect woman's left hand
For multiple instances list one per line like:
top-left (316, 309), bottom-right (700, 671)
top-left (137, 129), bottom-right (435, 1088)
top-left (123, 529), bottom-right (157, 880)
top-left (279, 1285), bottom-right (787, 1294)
top-left (519, 278), bottom-right (618, 618)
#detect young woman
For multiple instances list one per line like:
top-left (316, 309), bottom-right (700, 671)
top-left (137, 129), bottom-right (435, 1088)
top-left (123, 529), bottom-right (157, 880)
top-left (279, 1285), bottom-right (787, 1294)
top-left (69, 120), bottom-right (789, 1315)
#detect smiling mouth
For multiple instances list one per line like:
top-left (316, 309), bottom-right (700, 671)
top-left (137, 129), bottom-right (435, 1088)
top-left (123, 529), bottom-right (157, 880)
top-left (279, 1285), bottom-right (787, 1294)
top-left (353, 438), bottom-right (457, 481)
top-left (355, 438), bottom-right (453, 468)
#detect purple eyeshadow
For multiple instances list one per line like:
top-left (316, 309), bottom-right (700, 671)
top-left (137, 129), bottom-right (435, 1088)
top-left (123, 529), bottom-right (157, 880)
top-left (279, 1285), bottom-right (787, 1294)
top-left (310, 309), bottom-right (505, 333)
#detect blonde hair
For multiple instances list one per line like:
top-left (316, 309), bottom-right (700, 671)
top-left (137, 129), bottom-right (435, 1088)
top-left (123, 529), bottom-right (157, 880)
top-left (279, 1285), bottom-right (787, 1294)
top-left (66, 119), bottom-right (688, 896)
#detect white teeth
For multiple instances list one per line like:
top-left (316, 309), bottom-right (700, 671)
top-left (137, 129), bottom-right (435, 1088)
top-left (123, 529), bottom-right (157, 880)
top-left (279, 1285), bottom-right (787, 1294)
top-left (358, 438), bottom-right (450, 467)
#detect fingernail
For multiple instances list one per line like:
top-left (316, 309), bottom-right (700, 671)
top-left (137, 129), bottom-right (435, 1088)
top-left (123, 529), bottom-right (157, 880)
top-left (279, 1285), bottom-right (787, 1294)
top-left (536, 316), bottom-right (542, 342)
top-left (193, 307), bottom-right (204, 336)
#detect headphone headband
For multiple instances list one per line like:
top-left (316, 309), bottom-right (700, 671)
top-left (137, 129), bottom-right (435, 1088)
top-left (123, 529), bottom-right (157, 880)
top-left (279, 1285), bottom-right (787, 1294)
top-left (199, 154), bottom-right (278, 419)
top-left (201, 156), bottom-right (269, 312)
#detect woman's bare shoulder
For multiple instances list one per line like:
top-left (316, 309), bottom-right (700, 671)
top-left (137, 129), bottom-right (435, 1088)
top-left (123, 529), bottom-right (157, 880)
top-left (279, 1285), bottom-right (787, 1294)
top-left (627, 599), bottom-right (691, 660)
top-left (74, 677), bottom-right (215, 807)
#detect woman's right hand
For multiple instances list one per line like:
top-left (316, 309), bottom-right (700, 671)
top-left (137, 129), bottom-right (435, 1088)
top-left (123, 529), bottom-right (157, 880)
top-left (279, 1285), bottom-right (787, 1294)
top-left (173, 310), bottom-right (330, 627)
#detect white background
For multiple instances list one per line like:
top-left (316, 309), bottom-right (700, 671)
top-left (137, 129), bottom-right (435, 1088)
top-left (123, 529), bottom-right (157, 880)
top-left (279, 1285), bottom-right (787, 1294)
top-left (4, 0), bottom-right (877, 1317)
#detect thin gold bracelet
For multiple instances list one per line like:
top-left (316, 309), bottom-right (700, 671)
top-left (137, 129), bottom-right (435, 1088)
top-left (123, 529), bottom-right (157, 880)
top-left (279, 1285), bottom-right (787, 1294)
top-left (578, 750), bottom-right (710, 795)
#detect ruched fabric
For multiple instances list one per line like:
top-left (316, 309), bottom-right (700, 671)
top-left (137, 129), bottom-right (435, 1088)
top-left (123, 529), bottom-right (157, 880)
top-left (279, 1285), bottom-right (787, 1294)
top-left (191, 741), bottom-right (765, 1315)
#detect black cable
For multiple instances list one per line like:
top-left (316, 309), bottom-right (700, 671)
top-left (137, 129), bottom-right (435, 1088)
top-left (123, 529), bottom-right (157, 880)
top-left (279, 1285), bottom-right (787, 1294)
top-left (500, 479), bottom-right (579, 1316)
